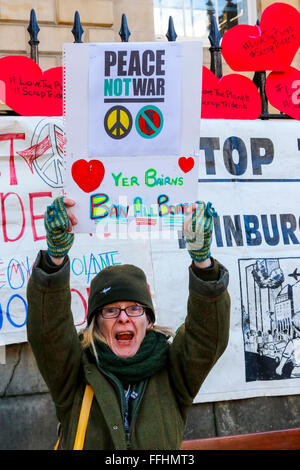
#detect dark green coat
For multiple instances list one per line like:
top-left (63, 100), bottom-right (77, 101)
top-left (26, 251), bottom-right (230, 450)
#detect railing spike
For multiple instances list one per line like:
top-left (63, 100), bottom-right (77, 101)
top-left (208, 15), bottom-right (222, 78)
top-left (72, 11), bottom-right (84, 43)
top-left (208, 15), bottom-right (221, 48)
top-left (27, 9), bottom-right (40, 64)
top-left (27, 8), bottom-right (40, 42)
top-left (166, 16), bottom-right (177, 41)
top-left (119, 13), bottom-right (131, 42)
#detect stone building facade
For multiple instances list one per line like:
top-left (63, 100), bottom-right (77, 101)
top-left (0, 0), bottom-right (298, 108)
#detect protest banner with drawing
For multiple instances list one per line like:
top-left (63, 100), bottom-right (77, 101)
top-left (1, 117), bottom-right (300, 404)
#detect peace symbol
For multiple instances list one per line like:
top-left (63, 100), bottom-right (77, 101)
top-left (104, 105), bottom-right (133, 139)
top-left (32, 117), bottom-right (64, 188)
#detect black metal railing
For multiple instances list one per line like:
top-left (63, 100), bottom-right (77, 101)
top-left (2, 8), bottom-right (293, 119)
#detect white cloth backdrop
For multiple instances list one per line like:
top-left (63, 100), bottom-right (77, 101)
top-left (1, 116), bottom-right (300, 403)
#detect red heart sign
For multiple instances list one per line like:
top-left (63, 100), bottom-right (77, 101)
top-left (201, 66), bottom-right (261, 119)
top-left (0, 55), bottom-right (62, 116)
top-left (222, 3), bottom-right (300, 71)
top-left (71, 159), bottom-right (105, 193)
top-left (178, 157), bottom-right (194, 173)
top-left (265, 66), bottom-right (300, 120)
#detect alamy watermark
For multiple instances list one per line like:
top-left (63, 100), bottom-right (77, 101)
top-left (93, 196), bottom-right (205, 250)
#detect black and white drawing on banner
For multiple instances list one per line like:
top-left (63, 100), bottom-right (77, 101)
top-left (239, 257), bottom-right (300, 381)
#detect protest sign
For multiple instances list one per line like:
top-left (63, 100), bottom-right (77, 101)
top-left (65, 155), bottom-right (198, 235)
top-left (88, 42), bottom-right (182, 156)
top-left (63, 41), bottom-right (202, 233)
top-left (201, 66), bottom-right (261, 120)
top-left (266, 66), bottom-right (300, 119)
top-left (0, 56), bottom-right (63, 116)
top-left (221, 2), bottom-right (300, 72)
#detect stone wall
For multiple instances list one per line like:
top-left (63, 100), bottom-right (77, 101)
top-left (1, 343), bottom-right (300, 450)
top-left (0, 0), bottom-right (155, 67)
top-left (0, 0), bottom-right (155, 111)
top-left (0, 0), bottom-right (116, 69)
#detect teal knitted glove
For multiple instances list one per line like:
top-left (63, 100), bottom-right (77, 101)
top-left (44, 196), bottom-right (74, 258)
top-left (184, 201), bottom-right (218, 262)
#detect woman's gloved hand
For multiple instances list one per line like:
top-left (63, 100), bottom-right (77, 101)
top-left (44, 196), bottom-right (76, 259)
top-left (183, 201), bottom-right (218, 262)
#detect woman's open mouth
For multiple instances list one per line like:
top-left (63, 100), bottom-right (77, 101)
top-left (115, 332), bottom-right (134, 342)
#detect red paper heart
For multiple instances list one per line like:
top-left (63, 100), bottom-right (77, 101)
top-left (0, 56), bottom-right (62, 116)
top-left (201, 67), bottom-right (261, 119)
top-left (71, 159), bottom-right (105, 193)
top-left (222, 3), bottom-right (300, 71)
top-left (265, 66), bottom-right (300, 120)
top-left (178, 157), bottom-right (194, 173)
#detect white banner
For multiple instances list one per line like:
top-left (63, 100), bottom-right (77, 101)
top-left (1, 116), bottom-right (300, 403)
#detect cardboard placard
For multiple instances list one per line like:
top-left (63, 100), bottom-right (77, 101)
top-left (201, 66), bottom-right (261, 119)
top-left (63, 42), bottom-right (203, 233)
top-left (266, 66), bottom-right (300, 120)
top-left (221, 3), bottom-right (300, 72)
top-left (0, 56), bottom-right (62, 116)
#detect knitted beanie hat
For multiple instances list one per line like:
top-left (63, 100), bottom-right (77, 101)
top-left (87, 264), bottom-right (155, 325)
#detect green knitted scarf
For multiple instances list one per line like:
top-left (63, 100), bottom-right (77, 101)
top-left (93, 330), bottom-right (169, 386)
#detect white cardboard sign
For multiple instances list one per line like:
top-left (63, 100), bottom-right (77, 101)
top-left (64, 42), bottom-right (203, 157)
top-left (63, 42), bottom-right (203, 233)
top-left (64, 155), bottom-right (199, 235)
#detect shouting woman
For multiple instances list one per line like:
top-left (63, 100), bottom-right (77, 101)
top-left (26, 196), bottom-right (230, 450)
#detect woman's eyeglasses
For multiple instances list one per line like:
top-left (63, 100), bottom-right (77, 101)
top-left (100, 305), bottom-right (145, 319)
